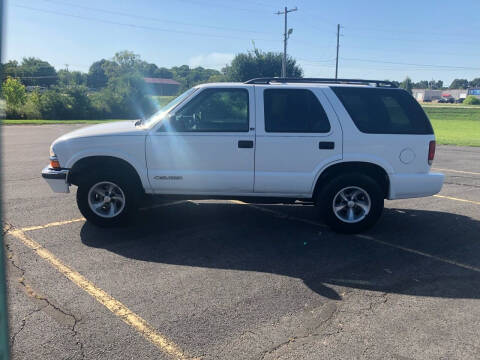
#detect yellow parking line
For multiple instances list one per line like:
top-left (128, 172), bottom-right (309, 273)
top-left (229, 201), bottom-right (480, 274)
top-left (139, 200), bottom-right (187, 211)
top-left (20, 218), bottom-right (85, 232)
top-left (433, 167), bottom-right (480, 176)
top-left (356, 234), bottom-right (480, 273)
top-left (6, 228), bottom-right (190, 360)
top-left (434, 194), bottom-right (480, 206)
top-left (229, 200), bottom-right (327, 228)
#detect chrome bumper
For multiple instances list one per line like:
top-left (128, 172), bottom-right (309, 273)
top-left (41, 166), bottom-right (70, 193)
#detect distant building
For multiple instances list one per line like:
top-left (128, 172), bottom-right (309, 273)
top-left (143, 78), bottom-right (181, 96)
top-left (468, 89), bottom-right (480, 99)
top-left (412, 88), bottom-right (468, 102)
top-left (412, 89), bottom-right (442, 102)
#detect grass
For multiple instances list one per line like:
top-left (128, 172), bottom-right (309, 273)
top-left (1, 119), bottom-right (127, 125)
top-left (422, 104), bottom-right (480, 108)
top-left (151, 96), bottom-right (176, 108)
top-left (423, 106), bottom-right (480, 147)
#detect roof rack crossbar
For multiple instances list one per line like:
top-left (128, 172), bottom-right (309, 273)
top-left (244, 77), bottom-right (397, 87)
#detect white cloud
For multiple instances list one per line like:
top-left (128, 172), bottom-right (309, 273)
top-left (188, 52), bottom-right (234, 70)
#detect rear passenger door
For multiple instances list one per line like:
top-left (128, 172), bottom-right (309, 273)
top-left (254, 86), bottom-right (342, 195)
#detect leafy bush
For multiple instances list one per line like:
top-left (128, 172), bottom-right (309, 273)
top-left (463, 95), bottom-right (480, 105)
top-left (2, 77), bottom-right (27, 118)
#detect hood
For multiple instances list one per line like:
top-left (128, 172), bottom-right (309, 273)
top-left (56, 120), bottom-right (145, 141)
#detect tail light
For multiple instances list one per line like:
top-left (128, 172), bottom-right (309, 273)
top-left (428, 140), bottom-right (436, 166)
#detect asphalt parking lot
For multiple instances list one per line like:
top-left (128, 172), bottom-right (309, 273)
top-left (2, 124), bottom-right (480, 359)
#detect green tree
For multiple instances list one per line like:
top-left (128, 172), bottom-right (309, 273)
top-left (223, 48), bottom-right (303, 82)
top-left (18, 57), bottom-right (57, 87)
top-left (2, 77), bottom-right (26, 110)
top-left (87, 59), bottom-right (110, 88)
top-left (469, 78), bottom-right (480, 88)
top-left (429, 80), bottom-right (443, 89)
top-left (170, 65), bottom-right (222, 91)
top-left (208, 73), bottom-right (227, 83)
top-left (463, 95), bottom-right (480, 105)
top-left (58, 69), bottom-right (87, 86)
top-left (449, 79), bottom-right (469, 89)
top-left (413, 80), bottom-right (429, 88)
top-left (0, 60), bottom-right (20, 82)
top-left (154, 67), bottom-right (174, 79)
top-left (399, 77), bottom-right (413, 94)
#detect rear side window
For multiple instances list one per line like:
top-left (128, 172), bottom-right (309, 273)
top-left (264, 89), bottom-right (331, 133)
top-left (332, 87), bottom-right (433, 134)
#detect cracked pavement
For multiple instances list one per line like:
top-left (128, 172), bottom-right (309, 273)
top-left (3, 125), bottom-right (480, 359)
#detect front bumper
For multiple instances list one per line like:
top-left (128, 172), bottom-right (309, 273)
top-left (41, 166), bottom-right (70, 193)
top-left (388, 172), bottom-right (444, 200)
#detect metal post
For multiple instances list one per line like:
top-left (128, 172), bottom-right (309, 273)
top-left (283, 7), bottom-right (287, 78)
top-left (335, 24), bottom-right (340, 80)
top-left (276, 6), bottom-right (298, 78)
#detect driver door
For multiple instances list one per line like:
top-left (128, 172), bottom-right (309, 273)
top-left (146, 87), bottom-right (255, 194)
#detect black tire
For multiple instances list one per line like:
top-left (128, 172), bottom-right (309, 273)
top-left (76, 170), bottom-right (140, 227)
top-left (316, 173), bottom-right (384, 234)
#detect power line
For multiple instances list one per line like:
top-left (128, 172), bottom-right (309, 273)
top-left (341, 57), bottom-right (480, 71)
top-left (342, 30), bottom-right (480, 47)
top-left (13, 4), bottom-right (282, 43)
top-left (38, 0), bottom-right (275, 35)
top-left (275, 6), bottom-right (298, 77)
top-left (346, 24), bottom-right (476, 41)
top-left (175, 0), bottom-right (266, 13)
top-left (338, 43), bottom-right (480, 59)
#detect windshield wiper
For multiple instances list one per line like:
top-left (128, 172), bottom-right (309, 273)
top-left (134, 118), bottom-right (144, 126)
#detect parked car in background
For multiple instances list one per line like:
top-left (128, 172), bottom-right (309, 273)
top-left (455, 98), bottom-right (464, 103)
top-left (437, 97), bottom-right (454, 103)
top-left (42, 78), bottom-right (444, 233)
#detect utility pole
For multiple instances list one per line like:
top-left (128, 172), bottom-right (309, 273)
top-left (335, 24), bottom-right (341, 80)
top-left (276, 6), bottom-right (297, 78)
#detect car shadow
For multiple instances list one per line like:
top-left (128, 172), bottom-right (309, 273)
top-left (80, 201), bottom-right (480, 301)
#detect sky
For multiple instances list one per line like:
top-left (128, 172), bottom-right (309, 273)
top-left (4, 0), bottom-right (480, 85)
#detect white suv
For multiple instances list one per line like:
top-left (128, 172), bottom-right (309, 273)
top-left (42, 78), bottom-right (444, 233)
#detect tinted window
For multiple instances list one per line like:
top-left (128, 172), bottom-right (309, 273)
top-left (169, 88), bottom-right (249, 132)
top-left (264, 89), bottom-right (331, 133)
top-left (332, 87), bottom-right (433, 134)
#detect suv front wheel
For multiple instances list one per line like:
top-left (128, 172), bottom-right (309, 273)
top-left (317, 174), bottom-right (384, 233)
top-left (76, 171), bottom-right (139, 227)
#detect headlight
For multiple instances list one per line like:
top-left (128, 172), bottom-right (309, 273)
top-left (49, 145), bottom-right (56, 157)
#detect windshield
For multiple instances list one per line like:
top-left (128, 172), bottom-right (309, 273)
top-left (143, 87), bottom-right (198, 126)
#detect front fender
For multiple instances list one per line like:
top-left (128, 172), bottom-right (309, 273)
top-left (57, 136), bottom-right (150, 191)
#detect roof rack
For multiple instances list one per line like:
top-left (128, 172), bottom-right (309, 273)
top-left (244, 77), bottom-right (397, 88)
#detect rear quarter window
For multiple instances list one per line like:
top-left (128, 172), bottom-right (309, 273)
top-left (332, 87), bottom-right (433, 134)
top-left (264, 89), bottom-right (331, 133)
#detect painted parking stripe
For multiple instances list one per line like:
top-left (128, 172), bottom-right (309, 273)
top-left (17, 202), bottom-right (187, 232)
top-left (229, 200), bottom-right (480, 274)
top-left (138, 200), bottom-right (187, 211)
top-left (6, 227), bottom-right (190, 360)
top-left (229, 200), bottom-right (328, 228)
top-left (356, 234), bottom-right (480, 273)
top-left (434, 194), bottom-right (480, 206)
top-left (433, 167), bottom-right (480, 176)
top-left (20, 218), bottom-right (85, 232)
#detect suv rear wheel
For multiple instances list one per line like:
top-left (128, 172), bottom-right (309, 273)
top-left (76, 171), bottom-right (139, 227)
top-left (317, 173), bottom-right (384, 233)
